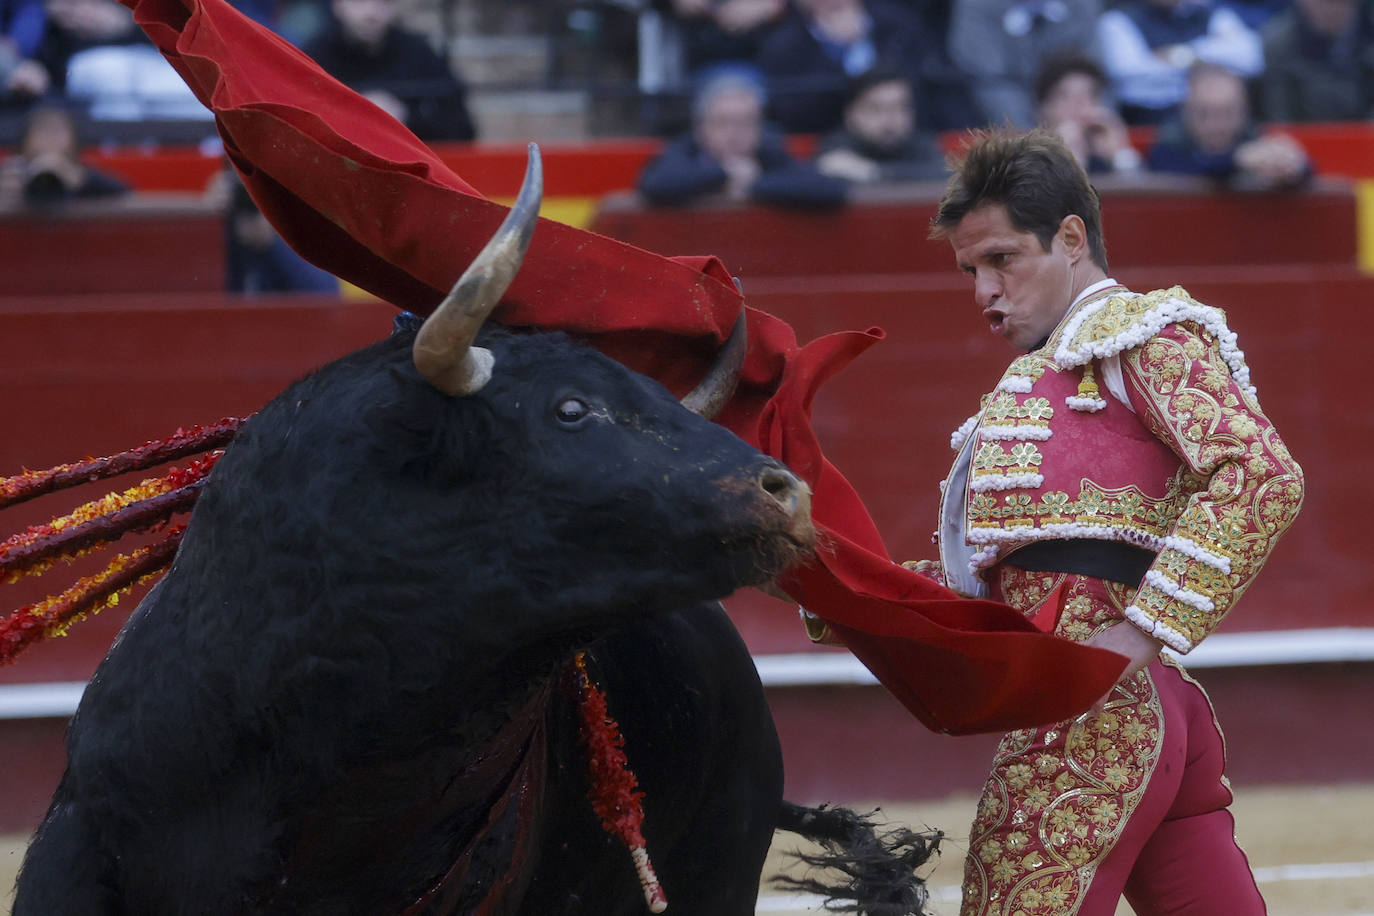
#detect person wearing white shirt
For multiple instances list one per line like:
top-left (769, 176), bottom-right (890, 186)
top-left (1096, 0), bottom-right (1263, 123)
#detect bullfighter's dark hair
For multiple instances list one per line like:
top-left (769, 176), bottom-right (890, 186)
top-left (929, 128), bottom-right (1109, 272)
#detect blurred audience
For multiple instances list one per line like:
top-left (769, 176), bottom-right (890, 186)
top-left (663, 0), bottom-right (787, 77)
top-left (1097, 0), bottom-right (1264, 124)
top-left (755, 0), bottom-right (946, 134)
top-left (1, 0), bottom-right (44, 96)
top-left (303, 0), bottom-right (476, 142)
top-left (1035, 51), bottom-right (1143, 174)
top-left (813, 66), bottom-right (946, 182)
top-left (1148, 61), bottom-right (1311, 189)
top-left (0, 101), bottom-right (128, 207)
top-left (1257, 0), bottom-right (1374, 122)
top-left (638, 68), bottom-right (847, 206)
top-left (1221, 0), bottom-right (1290, 30)
top-left (66, 42), bottom-right (211, 121)
top-left (215, 165), bottom-right (340, 294)
top-left (947, 0), bottom-right (1101, 128)
top-left (6, 0), bottom-right (141, 103)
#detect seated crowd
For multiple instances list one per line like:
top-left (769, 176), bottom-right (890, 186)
top-left (5, 0), bottom-right (1371, 142)
top-left (0, 0), bottom-right (475, 142)
top-left (639, 0), bottom-right (1365, 204)
top-left (0, 0), bottom-right (1368, 262)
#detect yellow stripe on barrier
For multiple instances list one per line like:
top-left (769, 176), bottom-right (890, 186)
top-left (1358, 179), bottom-right (1374, 274)
top-left (491, 195), bottom-right (599, 231)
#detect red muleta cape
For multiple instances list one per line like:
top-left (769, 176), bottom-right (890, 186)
top-left (118, 0), bottom-right (1125, 734)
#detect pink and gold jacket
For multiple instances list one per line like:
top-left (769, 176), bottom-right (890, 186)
top-left (937, 283), bottom-right (1304, 654)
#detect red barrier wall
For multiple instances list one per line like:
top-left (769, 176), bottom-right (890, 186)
top-left (0, 199), bottom-right (223, 295)
top-left (590, 176), bottom-right (1359, 277)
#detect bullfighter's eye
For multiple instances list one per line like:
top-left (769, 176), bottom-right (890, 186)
top-left (556, 397), bottom-right (590, 423)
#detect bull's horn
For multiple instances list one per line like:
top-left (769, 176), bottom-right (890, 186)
top-left (681, 307), bottom-right (747, 419)
top-left (413, 143), bottom-right (543, 396)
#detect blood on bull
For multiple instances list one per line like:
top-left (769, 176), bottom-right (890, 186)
top-left (10, 147), bottom-right (938, 915)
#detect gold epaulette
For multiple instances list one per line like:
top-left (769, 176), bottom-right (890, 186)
top-left (1052, 286), bottom-right (1257, 399)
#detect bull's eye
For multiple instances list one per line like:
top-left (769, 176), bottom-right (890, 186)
top-left (556, 397), bottom-right (590, 424)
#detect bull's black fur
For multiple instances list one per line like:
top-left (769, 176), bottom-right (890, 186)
top-left (15, 325), bottom-right (931, 914)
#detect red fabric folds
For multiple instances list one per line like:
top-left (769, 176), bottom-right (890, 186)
top-left (118, 0), bottom-right (1125, 734)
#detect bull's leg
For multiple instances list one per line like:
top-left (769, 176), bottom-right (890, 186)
top-left (521, 601), bottom-right (783, 915)
top-left (13, 794), bottom-right (118, 915)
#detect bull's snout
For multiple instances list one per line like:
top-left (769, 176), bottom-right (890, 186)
top-left (757, 463), bottom-right (814, 550)
top-left (758, 465), bottom-right (807, 516)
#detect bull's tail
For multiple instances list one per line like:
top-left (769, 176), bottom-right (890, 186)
top-left (772, 800), bottom-right (942, 916)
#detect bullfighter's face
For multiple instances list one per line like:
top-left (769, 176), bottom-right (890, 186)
top-left (948, 202), bottom-right (1087, 351)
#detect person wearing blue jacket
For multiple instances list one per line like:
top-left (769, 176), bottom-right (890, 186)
top-left (638, 68), bottom-right (848, 208)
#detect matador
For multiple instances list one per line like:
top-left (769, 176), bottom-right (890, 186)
top-left (908, 130), bottom-right (1303, 914)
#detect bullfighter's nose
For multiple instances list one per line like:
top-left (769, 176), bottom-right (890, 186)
top-left (758, 464), bottom-right (809, 517)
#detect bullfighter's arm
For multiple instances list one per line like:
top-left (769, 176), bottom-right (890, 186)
top-left (1118, 320), bottom-right (1304, 653)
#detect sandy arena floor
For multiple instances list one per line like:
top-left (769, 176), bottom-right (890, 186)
top-left (760, 783), bottom-right (1374, 915)
top-left (3, 783), bottom-right (1371, 913)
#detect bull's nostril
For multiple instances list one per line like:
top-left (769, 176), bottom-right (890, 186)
top-left (759, 466), bottom-right (800, 506)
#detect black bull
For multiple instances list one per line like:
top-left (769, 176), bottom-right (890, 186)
top-left (14, 157), bottom-right (937, 915)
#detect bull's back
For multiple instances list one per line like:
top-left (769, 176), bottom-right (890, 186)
top-left (523, 600), bottom-right (783, 915)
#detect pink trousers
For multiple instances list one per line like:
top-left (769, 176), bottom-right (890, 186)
top-left (961, 570), bottom-right (1267, 916)
top-left (1087, 660), bottom-right (1266, 915)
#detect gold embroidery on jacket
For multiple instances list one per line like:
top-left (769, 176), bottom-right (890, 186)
top-left (968, 475), bottom-right (1195, 535)
top-left (1122, 323), bottom-right (1304, 648)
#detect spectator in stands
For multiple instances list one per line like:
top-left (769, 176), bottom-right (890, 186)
top-left (303, 0), bottom-right (475, 142)
top-left (1148, 61), bottom-right (1311, 189)
top-left (1, 0), bottom-right (44, 91)
top-left (813, 65), bottom-right (946, 182)
top-left (1035, 52), bottom-right (1144, 174)
top-left (947, 0), bottom-right (1102, 128)
top-left (1096, 0), bottom-right (1263, 124)
top-left (1222, 0), bottom-right (1289, 30)
top-left (0, 101), bottom-right (128, 207)
top-left (7, 0), bottom-right (142, 100)
top-left (638, 68), bottom-right (847, 207)
top-left (756, 0), bottom-right (963, 134)
top-left (266, 0), bottom-right (332, 47)
top-left (1, 0), bottom-right (207, 124)
top-left (1256, 0), bottom-right (1374, 122)
top-left (217, 165), bottom-right (340, 294)
top-left (663, 0), bottom-right (788, 77)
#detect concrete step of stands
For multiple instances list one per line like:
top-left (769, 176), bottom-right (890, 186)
top-left (451, 35), bottom-right (551, 87)
top-left (467, 88), bottom-right (590, 143)
top-left (449, 34), bottom-right (595, 142)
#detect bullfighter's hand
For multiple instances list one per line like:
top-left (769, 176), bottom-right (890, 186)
top-left (1082, 621), bottom-right (1163, 715)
